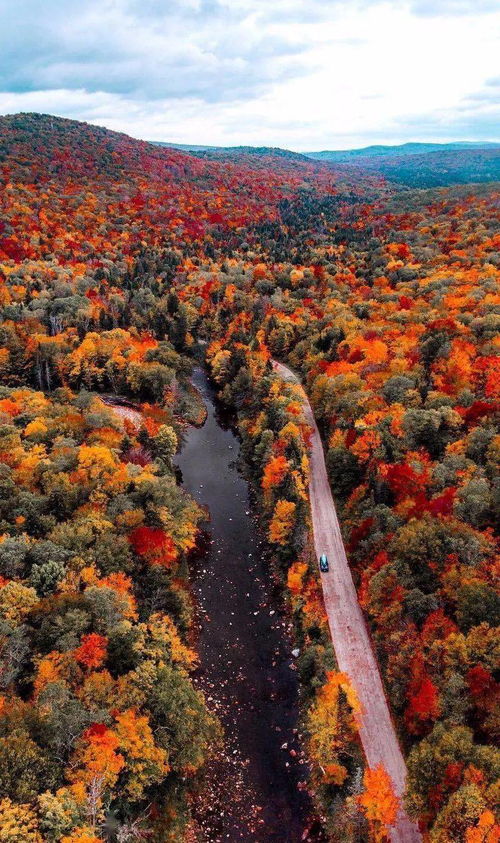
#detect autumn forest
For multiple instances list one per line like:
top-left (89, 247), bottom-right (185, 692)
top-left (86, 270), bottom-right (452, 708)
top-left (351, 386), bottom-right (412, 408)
top-left (0, 112), bottom-right (498, 843)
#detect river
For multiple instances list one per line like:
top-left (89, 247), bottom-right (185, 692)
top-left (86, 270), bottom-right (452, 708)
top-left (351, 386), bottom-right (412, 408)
top-left (175, 368), bottom-right (317, 842)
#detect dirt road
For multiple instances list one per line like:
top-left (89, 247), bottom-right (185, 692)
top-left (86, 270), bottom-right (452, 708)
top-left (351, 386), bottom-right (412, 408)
top-left (272, 360), bottom-right (421, 843)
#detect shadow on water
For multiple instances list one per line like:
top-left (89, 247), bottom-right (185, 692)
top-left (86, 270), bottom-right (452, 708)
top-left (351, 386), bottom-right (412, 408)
top-left (175, 368), bottom-right (319, 842)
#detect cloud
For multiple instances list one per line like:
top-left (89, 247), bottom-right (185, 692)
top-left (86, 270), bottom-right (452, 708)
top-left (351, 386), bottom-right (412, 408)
top-left (0, 0), bottom-right (499, 148)
top-left (452, 77), bottom-right (500, 108)
top-left (390, 79), bottom-right (500, 142)
top-left (3, 0), bottom-right (495, 106)
top-left (0, 0), bottom-right (312, 104)
top-left (409, 0), bottom-right (499, 15)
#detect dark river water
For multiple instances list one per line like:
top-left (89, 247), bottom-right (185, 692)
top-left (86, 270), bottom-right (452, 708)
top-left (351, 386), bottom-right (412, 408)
top-left (175, 368), bottom-right (317, 842)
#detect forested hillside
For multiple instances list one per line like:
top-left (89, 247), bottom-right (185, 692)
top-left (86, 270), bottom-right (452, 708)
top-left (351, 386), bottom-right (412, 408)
top-left (348, 148), bottom-right (500, 187)
top-left (155, 138), bottom-right (500, 188)
top-left (0, 113), bottom-right (498, 842)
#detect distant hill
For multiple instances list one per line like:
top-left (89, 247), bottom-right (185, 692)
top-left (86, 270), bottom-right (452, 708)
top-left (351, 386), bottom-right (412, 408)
top-left (153, 141), bottom-right (309, 162)
top-left (304, 141), bottom-right (500, 162)
top-left (151, 138), bottom-right (500, 186)
top-left (154, 140), bottom-right (500, 164)
top-left (341, 147), bottom-right (500, 188)
top-left (154, 142), bottom-right (218, 153)
top-left (8, 116), bottom-right (497, 190)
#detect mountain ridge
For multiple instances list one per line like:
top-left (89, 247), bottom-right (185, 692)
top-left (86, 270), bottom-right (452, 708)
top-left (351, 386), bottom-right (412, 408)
top-left (305, 140), bottom-right (500, 161)
top-left (2, 112), bottom-right (499, 188)
top-left (154, 139), bottom-right (500, 160)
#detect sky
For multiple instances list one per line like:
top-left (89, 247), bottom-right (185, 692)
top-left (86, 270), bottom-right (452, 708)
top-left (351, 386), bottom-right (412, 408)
top-left (0, 0), bottom-right (499, 150)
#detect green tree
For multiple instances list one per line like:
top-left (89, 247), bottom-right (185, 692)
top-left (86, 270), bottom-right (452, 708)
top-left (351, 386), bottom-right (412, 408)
top-left (0, 731), bottom-right (56, 802)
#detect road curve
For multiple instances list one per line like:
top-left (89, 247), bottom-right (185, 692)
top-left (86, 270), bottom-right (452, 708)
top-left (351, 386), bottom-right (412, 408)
top-left (272, 360), bottom-right (421, 843)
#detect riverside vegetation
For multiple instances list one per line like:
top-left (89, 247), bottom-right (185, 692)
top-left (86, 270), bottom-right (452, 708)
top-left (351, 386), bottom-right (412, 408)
top-left (0, 112), bottom-right (498, 842)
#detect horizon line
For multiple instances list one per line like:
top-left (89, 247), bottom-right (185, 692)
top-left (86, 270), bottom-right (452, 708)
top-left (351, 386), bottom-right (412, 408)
top-left (2, 110), bottom-right (500, 154)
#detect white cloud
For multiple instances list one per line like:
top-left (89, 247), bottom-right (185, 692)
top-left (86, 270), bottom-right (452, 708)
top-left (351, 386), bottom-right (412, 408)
top-left (0, 0), bottom-right (499, 148)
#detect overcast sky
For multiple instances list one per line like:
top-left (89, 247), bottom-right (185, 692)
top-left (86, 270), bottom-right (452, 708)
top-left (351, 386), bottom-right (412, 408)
top-left (0, 0), bottom-right (499, 150)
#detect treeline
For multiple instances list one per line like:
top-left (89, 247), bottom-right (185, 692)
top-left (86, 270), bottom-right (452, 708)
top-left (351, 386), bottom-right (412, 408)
top-left (0, 382), bottom-right (219, 841)
top-left (0, 116), bottom-right (231, 841)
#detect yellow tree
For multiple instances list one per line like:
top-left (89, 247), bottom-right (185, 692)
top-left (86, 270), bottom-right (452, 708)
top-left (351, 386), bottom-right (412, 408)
top-left (0, 798), bottom-right (42, 842)
top-left (307, 671), bottom-right (360, 787)
top-left (358, 766), bottom-right (399, 842)
top-left (268, 499), bottom-right (296, 545)
top-left (114, 708), bottom-right (170, 800)
top-left (61, 830), bottom-right (104, 843)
